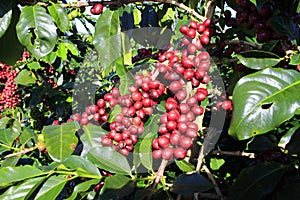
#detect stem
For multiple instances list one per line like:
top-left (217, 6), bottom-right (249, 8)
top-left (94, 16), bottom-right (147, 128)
top-left (227, 40), bottom-right (262, 49)
top-left (202, 165), bottom-right (224, 200)
top-left (17, 0), bottom-right (206, 21)
top-left (3, 147), bottom-right (36, 159)
top-left (152, 159), bottom-right (168, 189)
top-left (211, 150), bottom-right (256, 158)
top-left (204, 0), bottom-right (216, 19)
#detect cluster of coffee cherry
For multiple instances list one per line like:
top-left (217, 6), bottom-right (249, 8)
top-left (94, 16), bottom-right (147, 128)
top-left (0, 63), bottom-right (19, 111)
top-left (132, 48), bottom-right (165, 63)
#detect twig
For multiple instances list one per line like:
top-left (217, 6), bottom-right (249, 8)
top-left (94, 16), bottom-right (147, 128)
top-left (226, 40), bottom-right (262, 49)
top-left (211, 150), bottom-right (255, 158)
top-left (152, 159), bottom-right (168, 189)
top-left (202, 165), bottom-right (224, 200)
top-left (198, 192), bottom-right (220, 199)
top-left (205, 0), bottom-right (216, 19)
top-left (3, 147), bottom-right (35, 159)
top-left (17, 0), bottom-right (206, 21)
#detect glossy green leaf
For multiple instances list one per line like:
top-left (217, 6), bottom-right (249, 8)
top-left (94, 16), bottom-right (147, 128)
top-left (27, 61), bottom-right (42, 70)
top-left (66, 179), bottom-right (101, 200)
top-left (278, 124), bottom-right (300, 149)
top-left (35, 175), bottom-right (68, 200)
top-left (0, 8), bottom-right (23, 65)
top-left (289, 54), bottom-right (300, 65)
top-left (16, 5), bottom-right (58, 58)
top-left (93, 9), bottom-right (121, 68)
top-left (62, 155), bottom-right (101, 176)
top-left (175, 160), bottom-right (195, 172)
top-left (0, 166), bottom-right (45, 189)
top-left (14, 69), bottom-right (36, 86)
top-left (229, 68), bottom-right (300, 140)
top-left (87, 147), bottom-right (132, 175)
top-left (1, 156), bottom-right (20, 167)
top-left (0, 1), bottom-right (12, 38)
top-left (269, 16), bottom-right (299, 42)
top-left (47, 4), bottom-right (69, 32)
top-left (57, 42), bottom-right (67, 60)
top-left (108, 105), bottom-right (122, 123)
top-left (65, 41), bottom-right (79, 56)
top-left (210, 158), bottom-right (225, 171)
top-left (119, 72), bottom-right (135, 95)
top-left (228, 162), bottom-right (286, 200)
top-left (172, 173), bottom-right (214, 194)
top-left (0, 116), bottom-right (9, 128)
top-left (0, 129), bottom-right (16, 154)
top-left (0, 176), bottom-right (46, 200)
top-left (101, 174), bottom-right (134, 199)
top-left (80, 125), bottom-right (108, 157)
top-left (42, 121), bottom-right (80, 162)
top-left (236, 50), bottom-right (281, 70)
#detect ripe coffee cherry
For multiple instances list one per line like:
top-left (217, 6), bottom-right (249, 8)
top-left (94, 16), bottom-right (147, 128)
top-left (90, 3), bottom-right (103, 15)
top-left (158, 136), bottom-right (170, 148)
top-left (201, 74), bottom-right (210, 84)
top-left (200, 35), bottom-right (210, 45)
top-left (197, 24), bottom-right (206, 33)
top-left (191, 77), bottom-right (200, 87)
top-left (170, 131), bottom-right (181, 145)
top-left (167, 109), bottom-right (180, 121)
top-left (222, 100), bottom-right (233, 110)
top-left (186, 28), bottom-right (196, 38)
top-left (159, 124), bottom-right (169, 134)
top-left (180, 136), bottom-right (193, 149)
top-left (178, 115), bottom-right (188, 123)
top-left (119, 148), bottom-right (129, 156)
top-left (114, 133), bottom-right (123, 142)
top-left (186, 128), bottom-right (197, 138)
top-left (104, 93), bottom-right (113, 102)
top-left (143, 107), bottom-right (153, 115)
top-left (177, 122), bottom-right (188, 133)
top-left (165, 101), bottom-right (178, 111)
top-left (175, 90), bottom-right (188, 101)
top-left (131, 134), bottom-right (138, 144)
top-left (195, 92), bottom-right (207, 102)
top-left (111, 87), bottom-right (120, 98)
top-left (174, 147), bottom-right (187, 160)
top-left (187, 122), bottom-right (198, 131)
top-left (192, 105), bottom-right (204, 115)
top-left (186, 111), bottom-right (196, 121)
top-left (203, 18), bottom-right (211, 27)
top-left (198, 52), bottom-right (210, 61)
top-left (152, 138), bottom-right (160, 149)
top-left (189, 20), bottom-right (198, 29)
top-left (162, 147), bottom-right (174, 160)
top-left (196, 88), bottom-right (208, 96)
top-left (101, 136), bottom-right (112, 146)
top-left (134, 101), bottom-right (143, 110)
top-left (93, 113), bottom-right (101, 121)
top-left (169, 81), bottom-right (182, 92)
top-left (166, 120), bottom-right (177, 131)
top-left (187, 43), bottom-right (197, 55)
top-left (187, 96), bottom-right (198, 106)
top-left (131, 91), bottom-right (142, 102)
top-left (152, 149), bottom-right (162, 159)
top-left (89, 105), bottom-right (99, 113)
top-left (181, 57), bottom-right (194, 68)
top-left (195, 69), bottom-right (206, 79)
top-left (179, 25), bottom-right (189, 34)
top-left (183, 69), bottom-right (195, 80)
top-left (128, 125), bottom-right (138, 135)
top-left (80, 117), bottom-right (89, 125)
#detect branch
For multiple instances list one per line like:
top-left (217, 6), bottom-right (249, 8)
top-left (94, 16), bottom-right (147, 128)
top-left (227, 40), bottom-right (262, 49)
top-left (202, 165), bottom-right (224, 200)
top-left (17, 0), bottom-right (206, 21)
top-left (204, 0), bottom-right (216, 19)
top-left (152, 159), bottom-right (168, 189)
top-left (3, 147), bottom-right (35, 159)
top-left (211, 150), bottom-right (256, 158)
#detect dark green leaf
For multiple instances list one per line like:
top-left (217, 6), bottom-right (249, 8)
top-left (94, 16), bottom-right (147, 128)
top-left (47, 4), bottom-right (69, 32)
top-left (175, 160), bottom-right (195, 172)
top-left (87, 147), bottom-right (132, 175)
top-left (42, 121), bottom-right (80, 162)
top-left (14, 69), bottom-right (36, 86)
top-left (108, 105), bottom-right (122, 123)
top-left (20, 126), bottom-right (37, 145)
top-left (247, 135), bottom-right (276, 151)
top-left (1, 156), bottom-right (20, 167)
top-left (172, 173), bottom-right (214, 194)
top-left (269, 16), bottom-right (299, 42)
top-left (16, 5), bottom-right (58, 58)
top-left (93, 9), bottom-right (121, 68)
top-left (286, 128), bottom-right (300, 154)
top-left (101, 174), bottom-right (134, 199)
top-left (0, 176), bottom-right (46, 200)
top-left (0, 1), bottom-right (12, 38)
top-left (35, 175), bottom-right (68, 200)
top-left (62, 155), bottom-right (101, 176)
top-left (119, 72), bottom-right (135, 95)
top-left (228, 162), bottom-right (286, 200)
top-left (236, 50), bottom-right (281, 70)
top-left (80, 125), bottom-right (108, 157)
top-left (276, 175), bottom-right (300, 200)
top-left (229, 68), bottom-right (300, 140)
top-left (0, 129), bottom-right (16, 154)
top-left (65, 179), bottom-right (100, 200)
top-left (279, 124), bottom-right (300, 149)
top-left (289, 54), bottom-right (300, 65)
top-left (0, 166), bottom-right (45, 189)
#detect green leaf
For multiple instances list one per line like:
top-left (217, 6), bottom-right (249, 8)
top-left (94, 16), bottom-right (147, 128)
top-left (175, 160), bottom-right (195, 172)
top-left (80, 125), bottom-right (108, 157)
top-left (66, 179), bottom-right (101, 200)
top-left (0, 129), bottom-right (16, 154)
top-left (42, 121), bottom-right (80, 162)
top-left (278, 124), bottom-right (300, 149)
top-left (62, 155), bottom-right (101, 176)
top-left (0, 165), bottom-right (45, 189)
top-left (286, 128), bottom-right (300, 154)
top-left (108, 105), bottom-right (122, 123)
top-left (20, 126), bottom-right (37, 145)
top-left (276, 175), bottom-right (300, 200)
top-left (47, 4), bottom-right (69, 33)
top-left (289, 54), bottom-right (300, 65)
top-left (87, 147), bottom-right (132, 175)
top-left (93, 9), bottom-right (121, 68)
top-left (119, 72), bottom-right (135, 95)
top-left (210, 158), bottom-right (225, 171)
top-left (0, 8), bottom-right (23, 65)
top-left (27, 61), bottom-right (42, 70)
top-left (0, 1), bottom-right (12, 38)
top-left (236, 50), bottom-right (281, 70)
top-left (1, 156), bottom-right (20, 167)
top-left (14, 69), bottom-right (36, 86)
top-left (35, 175), bottom-right (68, 200)
top-left (101, 174), bottom-right (134, 199)
top-left (57, 42), bottom-right (67, 60)
top-left (0, 116), bottom-right (9, 128)
top-left (172, 173), bottom-right (214, 194)
top-left (0, 176), bottom-right (46, 200)
top-left (229, 68), bottom-right (300, 140)
top-left (16, 5), bottom-right (58, 58)
top-left (138, 114), bottom-right (160, 170)
top-left (247, 135), bottom-right (275, 151)
top-left (65, 41), bottom-right (79, 56)
top-left (228, 162), bottom-right (286, 200)
top-left (269, 16), bottom-right (299, 42)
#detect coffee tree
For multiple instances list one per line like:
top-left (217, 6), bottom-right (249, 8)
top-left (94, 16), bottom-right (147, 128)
top-left (0, 0), bottom-right (299, 199)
